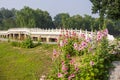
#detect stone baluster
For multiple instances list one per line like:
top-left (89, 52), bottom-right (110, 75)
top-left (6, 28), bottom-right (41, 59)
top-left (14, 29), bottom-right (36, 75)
top-left (85, 29), bottom-right (88, 39)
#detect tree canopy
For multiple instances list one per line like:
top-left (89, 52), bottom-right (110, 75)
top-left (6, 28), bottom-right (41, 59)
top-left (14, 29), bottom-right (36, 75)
top-left (90, 0), bottom-right (120, 20)
top-left (16, 6), bottom-right (54, 28)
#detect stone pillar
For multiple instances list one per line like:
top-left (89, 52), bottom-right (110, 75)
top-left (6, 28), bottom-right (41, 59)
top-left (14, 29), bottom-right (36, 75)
top-left (18, 33), bottom-right (21, 40)
top-left (24, 34), bottom-right (27, 40)
top-left (12, 33), bottom-right (15, 39)
top-left (38, 35), bottom-right (41, 41)
top-left (7, 34), bottom-right (9, 39)
top-left (85, 29), bottom-right (88, 39)
top-left (8, 34), bottom-right (11, 39)
top-left (46, 37), bottom-right (49, 42)
top-left (4, 35), bottom-right (6, 38)
top-left (10, 34), bottom-right (13, 39)
top-left (8, 34), bottom-right (10, 39)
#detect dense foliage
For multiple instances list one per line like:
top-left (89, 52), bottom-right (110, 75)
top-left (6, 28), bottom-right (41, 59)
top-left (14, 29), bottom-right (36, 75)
top-left (90, 0), bottom-right (120, 24)
top-left (48, 29), bottom-right (118, 80)
top-left (11, 37), bottom-right (34, 48)
top-left (16, 6), bottom-right (54, 28)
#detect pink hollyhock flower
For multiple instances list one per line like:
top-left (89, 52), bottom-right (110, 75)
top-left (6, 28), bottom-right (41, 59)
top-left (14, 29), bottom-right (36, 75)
top-left (58, 73), bottom-right (63, 78)
top-left (80, 33), bottom-right (86, 39)
top-left (52, 49), bottom-right (58, 60)
top-left (97, 34), bottom-right (102, 41)
top-left (90, 61), bottom-right (94, 66)
top-left (75, 67), bottom-right (79, 72)
top-left (62, 62), bottom-right (68, 72)
top-left (74, 63), bottom-right (79, 72)
top-left (63, 39), bottom-right (68, 45)
top-left (81, 41), bottom-right (87, 48)
top-left (88, 48), bottom-right (93, 53)
top-left (53, 49), bottom-right (57, 57)
top-left (66, 54), bottom-right (71, 59)
top-left (78, 44), bottom-right (84, 51)
top-left (73, 32), bottom-right (76, 36)
top-left (62, 64), bottom-right (68, 71)
top-left (70, 59), bottom-right (75, 65)
top-left (86, 37), bottom-right (92, 43)
top-left (74, 43), bottom-right (78, 50)
top-left (68, 74), bottom-right (75, 80)
top-left (103, 29), bottom-right (108, 36)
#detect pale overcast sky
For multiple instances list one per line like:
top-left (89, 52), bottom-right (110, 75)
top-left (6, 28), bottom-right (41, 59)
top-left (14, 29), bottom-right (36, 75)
top-left (0, 0), bottom-right (99, 18)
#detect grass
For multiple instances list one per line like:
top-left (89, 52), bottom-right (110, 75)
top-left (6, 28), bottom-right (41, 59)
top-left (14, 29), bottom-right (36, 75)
top-left (0, 41), bottom-right (57, 80)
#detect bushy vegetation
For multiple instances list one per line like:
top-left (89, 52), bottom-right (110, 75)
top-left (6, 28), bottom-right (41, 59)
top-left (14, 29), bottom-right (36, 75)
top-left (21, 37), bottom-right (34, 48)
top-left (11, 37), bottom-right (35, 48)
top-left (48, 29), bottom-right (120, 80)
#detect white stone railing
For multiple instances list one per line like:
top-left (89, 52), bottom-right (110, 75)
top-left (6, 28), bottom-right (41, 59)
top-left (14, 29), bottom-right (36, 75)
top-left (0, 28), bottom-right (115, 41)
top-left (0, 28), bottom-right (89, 36)
top-left (0, 31), bottom-right (8, 34)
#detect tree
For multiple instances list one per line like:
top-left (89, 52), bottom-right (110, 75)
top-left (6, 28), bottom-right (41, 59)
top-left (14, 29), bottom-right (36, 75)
top-left (90, 0), bottom-right (108, 28)
top-left (16, 6), bottom-right (36, 27)
top-left (0, 7), bottom-right (16, 30)
top-left (16, 6), bottom-right (54, 28)
top-left (54, 13), bottom-right (70, 28)
top-left (90, 0), bottom-right (120, 22)
top-left (0, 7), bottom-right (14, 19)
top-left (107, 0), bottom-right (120, 20)
top-left (82, 14), bottom-right (95, 30)
top-left (0, 12), bottom-right (3, 24)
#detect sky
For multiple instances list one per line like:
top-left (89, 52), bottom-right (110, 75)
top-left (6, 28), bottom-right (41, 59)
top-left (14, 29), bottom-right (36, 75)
top-left (0, 0), bottom-right (99, 18)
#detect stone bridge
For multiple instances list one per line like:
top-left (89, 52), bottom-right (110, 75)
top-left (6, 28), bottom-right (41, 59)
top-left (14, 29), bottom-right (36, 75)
top-left (0, 28), bottom-right (114, 43)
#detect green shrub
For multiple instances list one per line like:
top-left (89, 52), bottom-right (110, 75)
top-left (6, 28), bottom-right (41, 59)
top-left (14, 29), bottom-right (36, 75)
top-left (21, 37), bottom-right (34, 48)
top-left (10, 37), bottom-right (42, 48)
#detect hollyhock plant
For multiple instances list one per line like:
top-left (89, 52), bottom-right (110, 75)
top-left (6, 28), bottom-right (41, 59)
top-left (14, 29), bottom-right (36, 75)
top-left (49, 28), bottom-right (112, 80)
